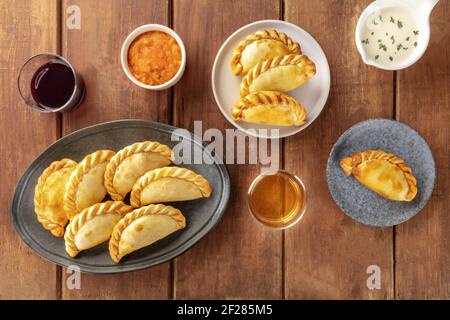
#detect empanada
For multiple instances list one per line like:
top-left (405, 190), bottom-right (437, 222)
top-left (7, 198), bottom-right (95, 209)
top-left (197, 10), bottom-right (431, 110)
top-left (104, 141), bottom-right (174, 201)
top-left (340, 150), bottom-right (417, 201)
top-left (109, 204), bottom-right (186, 263)
top-left (130, 166), bottom-right (212, 207)
top-left (34, 159), bottom-right (77, 237)
top-left (240, 54), bottom-right (316, 97)
top-left (231, 91), bottom-right (307, 126)
top-left (64, 150), bottom-right (116, 218)
top-left (64, 201), bottom-right (132, 257)
top-left (230, 30), bottom-right (301, 75)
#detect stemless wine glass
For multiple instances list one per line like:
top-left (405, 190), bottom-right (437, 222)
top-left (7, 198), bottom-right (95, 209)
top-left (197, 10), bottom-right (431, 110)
top-left (247, 169), bottom-right (307, 229)
top-left (17, 53), bottom-right (85, 113)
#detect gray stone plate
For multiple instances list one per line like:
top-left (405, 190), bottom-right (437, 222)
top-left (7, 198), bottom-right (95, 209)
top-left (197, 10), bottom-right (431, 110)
top-left (12, 120), bottom-right (230, 274)
top-left (327, 118), bottom-right (435, 227)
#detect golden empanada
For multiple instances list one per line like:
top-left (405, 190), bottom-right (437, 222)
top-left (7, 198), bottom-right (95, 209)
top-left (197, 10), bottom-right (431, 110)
top-left (231, 91), bottom-right (307, 126)
top-left (240, 54), bottom-right (316, 97)
top-left (64, 201), bottom-right (132, 257)
top-left (104, 141), bottom-right (174, 201)
top-left (109, 204), bottom-right (186, 263)
top-left (64, 150), bottom-right (115, 218)
top-left (230, 30), bottom-right (301, 75)
top-left (34, 159), bottom-right (77, 237)
top-left (130, 166), bottom-right (212, 207)
top-left (340, 150), bottom-right (417, 201)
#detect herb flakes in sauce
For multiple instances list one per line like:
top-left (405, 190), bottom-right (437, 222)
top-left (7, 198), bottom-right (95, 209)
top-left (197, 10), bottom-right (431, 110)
top-left (378, 42), bottom-right (387, 52)
top-left (363, 11), bottom-right (419, 64)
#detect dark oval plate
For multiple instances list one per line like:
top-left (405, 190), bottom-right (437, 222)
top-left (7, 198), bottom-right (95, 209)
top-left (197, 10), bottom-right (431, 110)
top-left (12, 120), bottom-right (230, 273)
top-left (326, 118), bottom-right (435, 227)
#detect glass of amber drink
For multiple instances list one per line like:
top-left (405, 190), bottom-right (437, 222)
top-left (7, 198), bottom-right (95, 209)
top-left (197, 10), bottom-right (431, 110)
top-left (247, 169), bottom-right (306, 229)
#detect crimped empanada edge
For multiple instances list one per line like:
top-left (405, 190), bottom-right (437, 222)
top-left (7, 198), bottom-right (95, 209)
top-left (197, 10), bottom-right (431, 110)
top-left (231, 91), bottom-right (307, 126)
top-left (240, 53), bottom-right (316, 97)
top-left (34, 158), bottom-right (77, 237)
top-left (63, 150), bottom-right (116, 218)
top-left (339, 149), bottom-right (418, 201)
top-left (109, 204), bottom-right (186, 263)
top-left (64, 201), bottom-right (132, 257)
top-left (230, 29), bottom-right (301, 76)
top-left (104, 141), bottom-right (174, 201)
top-left (130, 166), bottom-right (212, 208)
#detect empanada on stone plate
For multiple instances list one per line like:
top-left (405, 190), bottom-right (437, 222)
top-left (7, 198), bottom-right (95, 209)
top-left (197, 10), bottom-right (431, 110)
top-left (340, 150), bottom-right (418, 201)
top-left (64, 150), bottom-right (116, 218)
top-left (109, 204), bottom-right (186, 263)
top-left (240, 54), bottom-right (316, 97)
top-left (230, 29), bottom-right (301, 75)
top-left (104, 141), bottom-right (174, 201)
top-left (64, 201), bottom-right (132, 257)
top-left (34, 159), bottom-right (77, 237)
top-left (231, 91), bottom-right (307, 126)
top-left (130, 166), bottom-right (212, 207)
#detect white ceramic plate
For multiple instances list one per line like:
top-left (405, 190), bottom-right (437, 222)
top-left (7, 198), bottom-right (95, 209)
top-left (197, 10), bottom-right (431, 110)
top-left (212, 20), bottom-right (331, 139)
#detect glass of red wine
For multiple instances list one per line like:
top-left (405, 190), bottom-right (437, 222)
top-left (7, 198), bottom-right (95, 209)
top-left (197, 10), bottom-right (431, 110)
top-left (18, 53), bottom-right (85, 113)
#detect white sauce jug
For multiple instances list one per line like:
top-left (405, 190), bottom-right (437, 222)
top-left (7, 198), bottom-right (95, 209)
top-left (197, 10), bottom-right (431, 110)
top-left (355, 0), bottom-right (439, 70)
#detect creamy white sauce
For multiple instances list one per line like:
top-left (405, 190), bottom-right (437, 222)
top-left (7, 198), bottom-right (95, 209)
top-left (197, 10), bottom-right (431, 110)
top-left (361, 7), bottom-right (419, 66)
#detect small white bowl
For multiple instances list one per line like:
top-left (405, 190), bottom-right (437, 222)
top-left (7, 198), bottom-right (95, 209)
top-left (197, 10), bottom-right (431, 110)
top-left (121, 24), bottom-right (186, 90)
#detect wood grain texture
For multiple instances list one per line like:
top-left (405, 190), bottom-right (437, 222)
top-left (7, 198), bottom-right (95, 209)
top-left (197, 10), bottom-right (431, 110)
top-left (172, 0), bottom-right (282, 299)
top-left (283, 0), bottom-right (394, 299)
top-left (395, 1), bottom-right (450, 299)
top-left (61, 0), bottom-right (171, 299)
top-left (0, 0), bottom-right (59, 299)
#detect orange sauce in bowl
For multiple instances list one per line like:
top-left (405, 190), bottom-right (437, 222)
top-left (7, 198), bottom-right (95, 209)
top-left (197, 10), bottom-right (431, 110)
top-left (127, 31), bottom-right (182, 86)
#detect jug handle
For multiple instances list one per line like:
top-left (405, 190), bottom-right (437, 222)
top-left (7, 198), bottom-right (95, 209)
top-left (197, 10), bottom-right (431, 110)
top-left (409, 0), bottom-right (439, 17)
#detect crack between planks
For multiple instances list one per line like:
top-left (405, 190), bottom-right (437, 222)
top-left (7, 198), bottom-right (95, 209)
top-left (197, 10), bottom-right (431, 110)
top-left (393, 225), bottom-right (397, 299)
top-left (280, 0), bottom-right (286, 301)
top-left (55, 0), bottom-right (63, 301)
top-left (168, 0), bottom-right (176, 301)
top-left (392, 70), bottom-right (398, 299)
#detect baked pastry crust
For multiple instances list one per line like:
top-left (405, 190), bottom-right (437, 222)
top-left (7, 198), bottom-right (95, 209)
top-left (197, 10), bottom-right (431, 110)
top-left (130, 166), bottom-right (212, 207)
top-left (64, 201), bottom-right (132, 257)
top-left (340, 150), bottom-right (417, 201)
top-left (231, 91), bottom-right (307, 126)
top-left (240, 54), bottom-right (316, 97)
top-left (104, 141), bottom-right (174, 201)
top-left (109, 204), bottom-right (186, 263)
top-left (230, 30), bottom-right (301, 75)
top-left (64, 150), bottom-right (116, 218)
top-left (34, 159), bottom-right (77, 237)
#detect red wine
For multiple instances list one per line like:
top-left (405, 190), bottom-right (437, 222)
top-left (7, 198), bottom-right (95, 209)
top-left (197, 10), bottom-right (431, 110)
top-left (30, 61), bottom-right (75, 109)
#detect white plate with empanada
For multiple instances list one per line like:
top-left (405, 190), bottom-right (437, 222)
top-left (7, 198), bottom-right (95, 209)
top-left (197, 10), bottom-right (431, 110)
top-left (212, 20), bottom-right (330, 139)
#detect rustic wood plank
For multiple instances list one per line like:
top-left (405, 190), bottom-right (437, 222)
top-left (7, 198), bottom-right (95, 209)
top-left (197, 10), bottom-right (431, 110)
top-left (61, 0), bottom-right (171, 299)
top-left (0, 0), bottom-right (59, 299)
top-left (283, 0), bottom-right (394, 299)
top-left (172, 0), bottom-right (282, 299)
top-left (395, 1), bottom-right (450, 299)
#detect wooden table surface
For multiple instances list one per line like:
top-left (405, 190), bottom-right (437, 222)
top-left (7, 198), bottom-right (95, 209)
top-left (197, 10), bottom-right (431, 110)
top-left (0, 0), bottom-right (448, 299)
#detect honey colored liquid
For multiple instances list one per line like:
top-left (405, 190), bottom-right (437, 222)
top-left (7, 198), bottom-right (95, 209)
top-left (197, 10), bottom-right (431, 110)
top-left (248, 171), bottom-right (305, 228)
